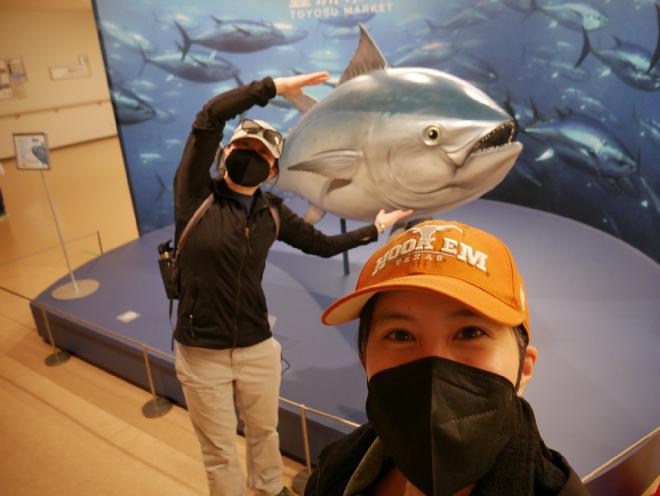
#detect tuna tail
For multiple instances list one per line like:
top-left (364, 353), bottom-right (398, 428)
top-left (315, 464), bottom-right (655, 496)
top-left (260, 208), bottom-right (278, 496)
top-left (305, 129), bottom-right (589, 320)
top-left (174, 21), bottom-right (192, 61)
top-left (501, 92), bottom-right (520, 132)
top-left (575, 28), bottom-right (592, 68)
top-left (233, 74), bottom-right (244, 87)
top-left (649, 3), bottom-right (660, 72)
top-left (529, 98), bottom-right (543, 123)
top-left (137, 45), bottom-right (150, 79)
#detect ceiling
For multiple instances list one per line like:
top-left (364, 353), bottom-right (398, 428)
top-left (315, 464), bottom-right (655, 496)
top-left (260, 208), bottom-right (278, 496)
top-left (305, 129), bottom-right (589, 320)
top-left (1, 0), bottom-right (92, 11)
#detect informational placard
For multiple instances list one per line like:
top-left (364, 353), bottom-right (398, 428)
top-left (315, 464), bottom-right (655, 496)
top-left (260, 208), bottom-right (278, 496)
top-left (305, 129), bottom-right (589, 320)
top-left (13, 132), bottom-right (51, 170)
top-left (49, 55), bottom-right (91, 80)
top-left (0, 60), bottom-right (12, 100)
top-left (8, 57), bottom-right (28, 84)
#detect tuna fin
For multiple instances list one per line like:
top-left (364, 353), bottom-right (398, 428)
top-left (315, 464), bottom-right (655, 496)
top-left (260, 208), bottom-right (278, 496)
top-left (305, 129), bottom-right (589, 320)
top-left (529, 98), bottom-right (542, 122)
top-left (535, 148), bottom-right (555, 162)
top-left (425, 19), bottom-right (440, 32)
top-left (138, 45), bottom-right (150, 78)
top-left (191, 56), bottom-right (208, 68)
top-left (210, 15), bottom-right (224, 25)
top-left (303, 203), bottom-right (326, 224)
top-left (649, 3), bottom-right (660, 72)
top-left (326, 178), bottom-right (352, 194)
top-left (338, 24), bottom-right (388, 85)
top-left (289, 149), bottom-right (362, 180)
top-left (174, 21), bottom-right (192, 61)
top-left (575, 28), bottom-right (591, 68)
top-left (282, 93), bottom-right (318, 114)
top-left (233, 24), bottom-right (251, 36)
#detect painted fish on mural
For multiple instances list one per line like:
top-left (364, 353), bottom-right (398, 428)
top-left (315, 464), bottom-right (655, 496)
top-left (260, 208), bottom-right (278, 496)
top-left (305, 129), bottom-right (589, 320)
top-left (175, 18), bottom-right (306, 57)
top-left (101, 21), bottom-right (157, 54)
top-left (139, 48), bottom-right (240, 83)
top-left (529, 0), bottom-right (608, 31)
top-left (523, 106), bottom-right (638, 180)
top-left (112, 86), bottom-right (157, 125)
top-left (575, 4), bottom-right (660, 92)
top-left (276, 25), bottom-right (522, 223)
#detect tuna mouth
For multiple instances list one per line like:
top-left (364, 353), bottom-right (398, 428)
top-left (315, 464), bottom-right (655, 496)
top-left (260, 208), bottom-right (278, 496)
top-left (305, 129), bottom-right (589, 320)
top-left (471, 120), bottom-right (518, 153)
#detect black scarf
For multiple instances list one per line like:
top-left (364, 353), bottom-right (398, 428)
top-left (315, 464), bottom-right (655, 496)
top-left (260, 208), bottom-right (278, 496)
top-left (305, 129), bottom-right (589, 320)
top-left (470, 397), bottom-right (584, 495)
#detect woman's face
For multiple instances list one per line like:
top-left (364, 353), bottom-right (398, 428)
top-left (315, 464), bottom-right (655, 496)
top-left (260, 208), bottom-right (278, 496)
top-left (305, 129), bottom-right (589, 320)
top-left (365, 289), bottom-right (536, 390)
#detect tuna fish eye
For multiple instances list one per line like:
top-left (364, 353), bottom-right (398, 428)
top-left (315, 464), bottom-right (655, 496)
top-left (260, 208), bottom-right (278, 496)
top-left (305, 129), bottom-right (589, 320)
top-left (423, 125), bottom-right (442, 145)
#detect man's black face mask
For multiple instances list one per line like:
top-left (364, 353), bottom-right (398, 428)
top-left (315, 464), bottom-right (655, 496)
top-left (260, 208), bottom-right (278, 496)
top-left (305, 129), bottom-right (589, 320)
top-left (366, 356), bottom-right (521, 496)
top-left (225, 148), bottom-right (271, 187)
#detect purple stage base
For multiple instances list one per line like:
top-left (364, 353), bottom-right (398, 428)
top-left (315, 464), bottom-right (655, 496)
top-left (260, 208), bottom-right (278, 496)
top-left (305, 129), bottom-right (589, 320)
top-left (31, 199), bottom-right (660, 491)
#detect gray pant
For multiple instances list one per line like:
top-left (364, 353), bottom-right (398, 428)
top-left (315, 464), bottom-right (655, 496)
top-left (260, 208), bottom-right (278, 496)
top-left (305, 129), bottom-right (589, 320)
top-left (175, 338), bottom-right (283, 496)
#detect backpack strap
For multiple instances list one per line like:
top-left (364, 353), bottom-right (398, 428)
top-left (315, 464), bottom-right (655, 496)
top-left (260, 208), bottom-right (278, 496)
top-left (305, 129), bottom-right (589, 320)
top-left (175, 193), bottom-right (214, 258)
top-left (268, 204), bottom-right (281, 239)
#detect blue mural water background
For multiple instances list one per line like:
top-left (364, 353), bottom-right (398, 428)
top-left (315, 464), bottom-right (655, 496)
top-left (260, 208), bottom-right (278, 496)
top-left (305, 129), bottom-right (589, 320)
top-left (92, 0), bottom-right (660, 262)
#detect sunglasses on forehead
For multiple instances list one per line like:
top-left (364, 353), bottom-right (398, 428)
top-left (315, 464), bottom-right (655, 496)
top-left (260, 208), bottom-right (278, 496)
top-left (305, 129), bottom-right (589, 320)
top-left (240, 119), bottom-right (284, 153)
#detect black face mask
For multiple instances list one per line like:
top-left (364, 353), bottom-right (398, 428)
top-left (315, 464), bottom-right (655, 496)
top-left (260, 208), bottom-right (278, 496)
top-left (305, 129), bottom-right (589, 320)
top-left (366, 356), bottom-right (521, 496)
top-left (225, 148), bottom-right (271, 187)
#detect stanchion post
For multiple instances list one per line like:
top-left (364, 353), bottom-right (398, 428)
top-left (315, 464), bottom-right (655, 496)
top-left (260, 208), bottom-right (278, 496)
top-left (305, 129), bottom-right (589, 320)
top-left (300, 405), bottom-right (312, 474)
top-left (96, 230), bottom-right (104, 255)
top-left (41, 170), bottom-right (79, 294)
top-left (141, 346), bottom-right (172, 418)
top-left (292, 404), bottom-right (313, 495)
top-left (40, 306), bottom-right (71, 366)
top-left (340, 218), bottom-right (350, 276)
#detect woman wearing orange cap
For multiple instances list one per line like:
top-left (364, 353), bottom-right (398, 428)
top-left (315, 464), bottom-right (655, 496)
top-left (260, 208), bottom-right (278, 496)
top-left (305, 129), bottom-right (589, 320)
top-left (307, 220), bottom-right (588, 496)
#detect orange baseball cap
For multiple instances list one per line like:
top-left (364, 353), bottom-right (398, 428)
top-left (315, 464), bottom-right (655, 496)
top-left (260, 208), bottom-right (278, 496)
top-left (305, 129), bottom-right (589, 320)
top-left (322, 220), bottom-right (530, 338)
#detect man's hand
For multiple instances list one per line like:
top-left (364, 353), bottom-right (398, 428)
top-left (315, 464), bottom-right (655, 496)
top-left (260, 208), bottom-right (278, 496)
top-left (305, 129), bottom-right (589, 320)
top-left (274, 71), bottom-right (330, 95)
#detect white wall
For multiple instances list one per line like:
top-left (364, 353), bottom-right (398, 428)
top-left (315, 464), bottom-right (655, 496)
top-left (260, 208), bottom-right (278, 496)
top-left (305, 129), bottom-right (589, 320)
top-left (0, 9), bottom-right (117, 159)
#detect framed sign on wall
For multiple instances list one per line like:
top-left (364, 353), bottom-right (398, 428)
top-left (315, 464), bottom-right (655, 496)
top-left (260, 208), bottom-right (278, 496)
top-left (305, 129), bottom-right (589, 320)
top-left (13, 132), bottom-right (50, 170)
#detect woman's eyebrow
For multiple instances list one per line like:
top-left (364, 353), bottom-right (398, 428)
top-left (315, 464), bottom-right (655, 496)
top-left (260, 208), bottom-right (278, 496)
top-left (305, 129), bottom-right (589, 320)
top-left (372, 312), bottom-right (414, 323)
top-left (448, 308), bottom-right (480, 319)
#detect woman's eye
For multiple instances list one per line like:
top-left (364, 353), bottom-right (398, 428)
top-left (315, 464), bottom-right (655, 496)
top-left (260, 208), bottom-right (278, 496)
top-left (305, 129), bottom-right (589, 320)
top-left (455, 326), bottom-right (486, 340)
top-left (384, 329), bottom-right (416, 342)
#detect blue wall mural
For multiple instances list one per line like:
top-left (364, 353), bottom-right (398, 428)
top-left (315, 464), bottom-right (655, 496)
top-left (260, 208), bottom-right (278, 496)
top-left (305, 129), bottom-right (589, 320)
top-left (92, 0), bottom-right (660, 262)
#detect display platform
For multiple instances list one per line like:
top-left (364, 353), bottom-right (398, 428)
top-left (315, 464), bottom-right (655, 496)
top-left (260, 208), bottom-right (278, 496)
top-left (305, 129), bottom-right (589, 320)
top-left (30, 198), bottom-right (660, 490)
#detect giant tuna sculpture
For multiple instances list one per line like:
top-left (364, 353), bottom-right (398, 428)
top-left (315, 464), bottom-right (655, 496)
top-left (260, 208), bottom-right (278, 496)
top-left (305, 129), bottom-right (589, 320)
top-left (276, 25), bottom-right (523, 223)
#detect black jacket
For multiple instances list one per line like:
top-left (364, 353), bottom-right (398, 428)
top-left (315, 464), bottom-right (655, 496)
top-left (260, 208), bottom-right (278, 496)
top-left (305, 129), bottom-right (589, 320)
top-left (172, 77), bottom-right (378, 349)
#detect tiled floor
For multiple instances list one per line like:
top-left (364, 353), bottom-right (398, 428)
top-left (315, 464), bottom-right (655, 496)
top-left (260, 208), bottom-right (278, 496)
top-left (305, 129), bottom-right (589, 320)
top-left (0, 137), bottom-right (304, 495)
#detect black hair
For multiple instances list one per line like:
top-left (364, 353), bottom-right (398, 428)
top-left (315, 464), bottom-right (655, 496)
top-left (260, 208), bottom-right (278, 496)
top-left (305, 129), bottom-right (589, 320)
top-left (356, 294), bottom-right (530, 385)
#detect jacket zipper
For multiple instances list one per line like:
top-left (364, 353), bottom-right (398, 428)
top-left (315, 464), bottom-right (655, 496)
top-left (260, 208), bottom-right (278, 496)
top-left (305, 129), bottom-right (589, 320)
top-left (232, 210), bottom-right (253, 348)
top-left (231, 203), bottom-right (268, 349)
